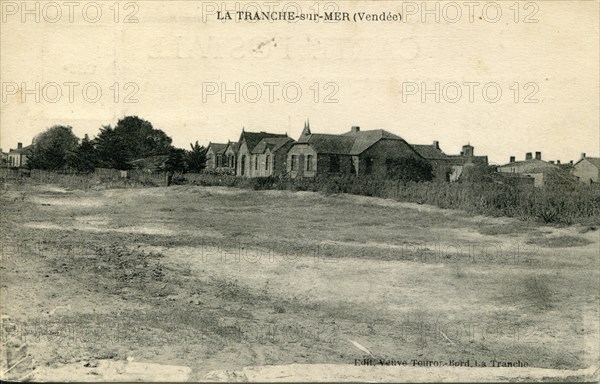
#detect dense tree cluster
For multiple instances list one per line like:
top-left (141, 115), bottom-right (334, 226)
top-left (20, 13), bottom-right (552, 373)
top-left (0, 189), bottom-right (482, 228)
top-left (27, 116), bottom-right (206, 173)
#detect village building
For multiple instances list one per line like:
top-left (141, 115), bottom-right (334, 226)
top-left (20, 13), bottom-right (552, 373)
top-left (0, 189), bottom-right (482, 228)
top-left (206, 143), bottom-right (229, 170)
top-left (206, 141), bottom-right (238, 174)
top-left (412, 141), bottom-right (452, 180)
top-left (7, 143), bottom-right (33, 168)
top-left (223, 141), bottom-right (240, 174)
top-left (497, 152), bottom-right (558, 187)
top-left (236, 130), bottom-right (289, 177)
top-left (251, 137), bottom-right (295, 177)
top-left (413, 142), bottom-right (488, 181)
top-left (287, 124), bottom-right (425, 179)
top-left (573, 153), bottom-right (600, 184)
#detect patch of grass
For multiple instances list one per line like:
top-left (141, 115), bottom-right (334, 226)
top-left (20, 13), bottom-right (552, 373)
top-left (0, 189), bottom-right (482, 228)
top-left (526, 235), bottom-right (593, 248)
top-left (478, 224), bottom-right (533, 236)
top-left (523, 275), bottom-right (554, 309)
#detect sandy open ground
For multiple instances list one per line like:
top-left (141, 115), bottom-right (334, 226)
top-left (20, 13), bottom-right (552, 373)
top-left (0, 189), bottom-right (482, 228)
top-left (1, 184), bottom-right (598, 381)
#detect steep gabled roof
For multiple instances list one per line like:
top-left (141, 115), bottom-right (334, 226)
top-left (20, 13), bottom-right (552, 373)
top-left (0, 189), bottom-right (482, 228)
top-left (239, 131), bottom-right (288, 152)
top-left (252, 137), bottom-right (294, 154)
top-left (412, 144), bottom-right (449, 160)
top-left (207, 143), bottom-right (228, 154)
top-left (224, 141), bottom-right (240, 154)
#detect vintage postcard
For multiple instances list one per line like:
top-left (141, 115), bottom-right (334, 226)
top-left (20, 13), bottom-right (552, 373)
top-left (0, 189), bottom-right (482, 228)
top-left (0, 0), bottom-right (599, 382)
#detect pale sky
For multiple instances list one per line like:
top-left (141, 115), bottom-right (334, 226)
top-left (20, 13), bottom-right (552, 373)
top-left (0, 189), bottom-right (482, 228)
top-left (1, 0), bottom-right (598, 164)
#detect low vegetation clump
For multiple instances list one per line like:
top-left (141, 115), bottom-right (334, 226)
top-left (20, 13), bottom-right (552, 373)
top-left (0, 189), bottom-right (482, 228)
top-left (523, 275), bottom-right (554, 310)
top-left (526, 235), bottom-right (593, 248)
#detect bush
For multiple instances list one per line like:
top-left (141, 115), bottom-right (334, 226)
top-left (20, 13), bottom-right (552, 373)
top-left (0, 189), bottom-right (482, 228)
top-left (386, 157), bottom-right (434, 182)
top-left (250, 176), bottom-right (278, 190)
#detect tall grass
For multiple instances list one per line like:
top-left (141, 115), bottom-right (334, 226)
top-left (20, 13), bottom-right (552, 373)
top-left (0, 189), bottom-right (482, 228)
top-left (6, 169), bottom-right (599, 225)
top-left (186, 174), bottom-right (600, 225)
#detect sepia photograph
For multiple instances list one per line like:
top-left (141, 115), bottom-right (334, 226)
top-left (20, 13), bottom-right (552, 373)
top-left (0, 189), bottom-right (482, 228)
top-left (0, 0), bottom-right (599, 382)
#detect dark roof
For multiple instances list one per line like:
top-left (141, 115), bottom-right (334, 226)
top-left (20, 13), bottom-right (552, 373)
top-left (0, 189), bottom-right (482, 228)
top-left (295, 129), bottom-right (410, 156)
top-left (297, 133), bottom-right (356, 155)
top-left (252, 137), bottom-right (293, 154)
top-left (342, 129), bottom-right (405, 155)
top-left (413, 144), bottom-right (449, 160)
top-left (225, 141), bottom-right (240, 154)
top-left (207, 143), bottom-right (228, 154)
top-left (9, 145), bottom-right (33, 154)
top-left (575, 157), bottom-right (600, 168)
top-left (240, 131), bottom-right (288, 152)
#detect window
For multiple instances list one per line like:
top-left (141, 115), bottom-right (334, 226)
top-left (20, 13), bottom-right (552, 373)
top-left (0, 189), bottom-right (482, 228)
top-left (254, 156), bottom-right (258, 170)
top-left (291, 155), bottom-right (297, 171)
top-left (306, 155), bottom-right (313, 171)
top-left (266, 155), bottom-right (270, 170)
top-left (329, 155), bottom-right (340, 173)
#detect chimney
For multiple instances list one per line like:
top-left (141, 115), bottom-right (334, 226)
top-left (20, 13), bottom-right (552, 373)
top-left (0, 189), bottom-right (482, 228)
top-left (509, 156), bottom-right (515, 163)
top-left (549, 161), bottom-right (555, 164)
top-left (351, 126), bottom-right (360, 133)
top-left (570, 160), bottom-right (573, 165)
top-left (556, 160), bottom-right (561, 164)
top-left (17, 142), bottom-right (22, 149)
top-left (581, 152), bottom-right (586, 159)
top-left (535, 151), bottom-right (541, 160)
top-left (525, 152), bottom-right (532, 160)
top-left (433, 140), bottom-right (439, 149)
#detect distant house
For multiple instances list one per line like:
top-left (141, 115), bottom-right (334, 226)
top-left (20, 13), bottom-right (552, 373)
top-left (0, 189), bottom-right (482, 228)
top-left (573, 154), bottom-right (600, 184)
top-left (206, 143), bottom-right (229, 170)
top-left (7, 143), bottom-right (33, 168)
top-left (412, 141), bottom-right (452, 180)
top-left (128, 155), bottom-right (169, 173)
top-left (223, 141), bottom-right (240, 174)
top-left (412, 142), bottom-right (488, 181)
top-left (251, 137), bottom-right (294, 177)
top-left (287, 125), bottom-right (424, 179)
top-left (236, 130), bottom-right (289, 177)
top-left (497, 152), bottom-right (558, 187)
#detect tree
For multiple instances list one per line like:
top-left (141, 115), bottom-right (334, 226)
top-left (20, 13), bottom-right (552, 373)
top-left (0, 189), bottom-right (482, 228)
top-left (165, 147), bottom-right (188, 173)
top-left (186, 141), bottom-right (207, 173)
top-left (385, 157), bottom-right (434, 182)
top-left (95, 116), bottom-right (173, 170)
top-left (70, 134), bottom-right (98, 172)
top-left (28, 125), bottom-right (79, 170)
